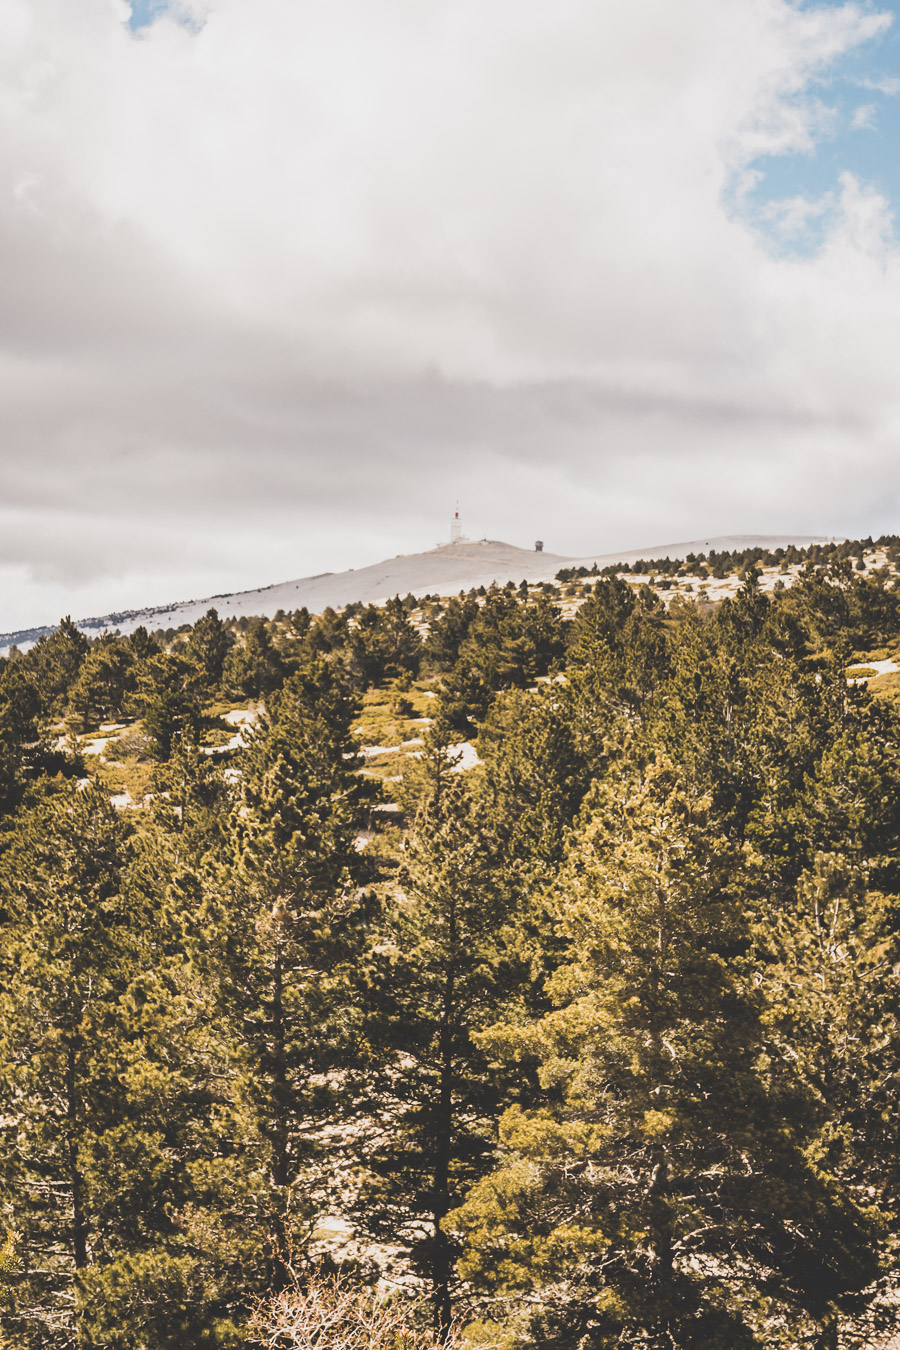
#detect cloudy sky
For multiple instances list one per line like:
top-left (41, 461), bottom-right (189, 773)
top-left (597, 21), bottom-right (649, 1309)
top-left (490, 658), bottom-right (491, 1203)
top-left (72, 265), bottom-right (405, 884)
top-left (3, 0), bottom-right (900, 629)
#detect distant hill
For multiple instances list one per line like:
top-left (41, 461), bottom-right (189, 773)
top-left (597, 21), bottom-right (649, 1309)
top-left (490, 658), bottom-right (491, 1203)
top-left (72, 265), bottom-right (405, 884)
top-left (0, 534), bottom-right (832, 652)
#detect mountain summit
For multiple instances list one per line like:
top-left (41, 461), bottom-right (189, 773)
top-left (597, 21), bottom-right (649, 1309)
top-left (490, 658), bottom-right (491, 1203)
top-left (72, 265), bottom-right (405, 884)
top-left (0, 534), bottom-right (829, 650)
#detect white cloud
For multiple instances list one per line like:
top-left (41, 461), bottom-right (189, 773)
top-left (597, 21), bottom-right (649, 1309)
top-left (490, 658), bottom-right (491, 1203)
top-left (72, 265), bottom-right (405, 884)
top-left (856, 74), bottom-right (900, 95)
top-left (759, 191), bottom-right (834, 239)
top-left (0, 0), bottom-right (898, 628)
top-left (851, 101), bottom-right (878, 129)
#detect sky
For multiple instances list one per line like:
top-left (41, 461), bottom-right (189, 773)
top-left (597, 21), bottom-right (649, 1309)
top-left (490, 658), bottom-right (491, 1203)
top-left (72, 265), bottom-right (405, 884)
top-left (3, 0), bottom-right (900, 629)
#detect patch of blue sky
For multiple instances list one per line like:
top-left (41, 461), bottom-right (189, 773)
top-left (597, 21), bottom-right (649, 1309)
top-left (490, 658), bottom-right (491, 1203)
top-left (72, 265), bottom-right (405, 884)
top-left (128, 0), bottom-right (169, 31)
top-left (128, 0), bottom-right (203, 34)
top-left (734, 0), bottom-right (900, 253)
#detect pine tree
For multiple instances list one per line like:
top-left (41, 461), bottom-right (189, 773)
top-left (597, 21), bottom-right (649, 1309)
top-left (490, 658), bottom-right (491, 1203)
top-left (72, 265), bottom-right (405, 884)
top-left (755, 854), bottom-right (899, 1346)
top-left (791, 703), bottom-right (900, 893)
top-left (189, 663), bottom-right (369, 1293)
top-left (0, 661), bottom-right (44, 818)
top-left (475, 685), bottom-right (591, 873)
top-left (222, 617), bottom-right (284, 698)
top-left (0, 780), bottom-right (242, 1348)
top-left (23, 617), bottom-right (89, 716)
top-left (66, 637), bottom-right (134, 732)
top-left (0, 785), bottom-right (136, 1346)
top-left (567, 579), bottom-right (668, 729)
top-left (348, 597), bottom-right (422, 686)
top-left (358, 734), bottom-right (523, 1340)
top-left (126, 625), bottom-right (160, 661)
top-left (656, 581), bottom-right (844, 866)
top-left (133, 653), bottom-right (203, 760)
top-left (451, 761), bottom-right (880, 1349)
top-left (187, 609), bottom-right (233, 689)
top-left (425, 596), bottom-right (479, 672)
top-left (148, 739), bottom-right (233, 875)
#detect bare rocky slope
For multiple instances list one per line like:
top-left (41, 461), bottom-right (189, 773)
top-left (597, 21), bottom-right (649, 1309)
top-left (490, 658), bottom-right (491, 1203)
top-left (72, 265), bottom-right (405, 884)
top-left (0, 533), bottom-right (831, 651)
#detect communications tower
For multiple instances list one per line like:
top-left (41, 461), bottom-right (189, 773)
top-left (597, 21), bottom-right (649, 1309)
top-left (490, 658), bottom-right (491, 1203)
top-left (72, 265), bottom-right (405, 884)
top-left (450, 503), bottom-right (462, 544)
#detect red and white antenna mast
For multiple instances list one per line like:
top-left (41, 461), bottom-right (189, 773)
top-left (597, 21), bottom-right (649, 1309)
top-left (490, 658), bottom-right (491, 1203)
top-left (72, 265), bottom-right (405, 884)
top-left (450, 501), bottom-right (462, 544)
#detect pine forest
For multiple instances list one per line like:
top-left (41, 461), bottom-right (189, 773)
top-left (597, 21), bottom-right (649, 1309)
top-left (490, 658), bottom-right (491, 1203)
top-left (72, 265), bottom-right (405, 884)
top-left (2, 536), bottom-right (900, 1350)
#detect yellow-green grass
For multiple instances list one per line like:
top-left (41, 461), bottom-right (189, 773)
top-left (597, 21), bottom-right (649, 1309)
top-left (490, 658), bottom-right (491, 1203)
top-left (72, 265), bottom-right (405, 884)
top-left (202, 723), bottom-right (240, 749)
top-left (205, 697), bottom-right (257, 720)
top-left (868, 670), bottom-right (900, 699)
top-left (353, 681), bottom-right (435, 750)
top-left (358, 752), bottom-right (410, 785)
top-left (89, 756), bottom-right (157, 807)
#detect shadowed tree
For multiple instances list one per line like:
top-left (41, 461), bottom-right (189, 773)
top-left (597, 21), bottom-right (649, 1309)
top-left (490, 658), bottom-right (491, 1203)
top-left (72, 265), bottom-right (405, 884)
top-left (187, 608), bottom-right (234, 689)
top-left (452, 762), bottom-right (881, 1349)
top-left (359, 731), bottom-right (524, 1342)
top-left (0, 786), bottom-right (137, 1346)
top-left (190, 663), bottom-right (370, 1294)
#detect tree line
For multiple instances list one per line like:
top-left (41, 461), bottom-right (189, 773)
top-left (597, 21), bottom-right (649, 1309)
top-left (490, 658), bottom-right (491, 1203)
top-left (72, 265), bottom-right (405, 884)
top-left (555, 533), bottom-right (900, 581)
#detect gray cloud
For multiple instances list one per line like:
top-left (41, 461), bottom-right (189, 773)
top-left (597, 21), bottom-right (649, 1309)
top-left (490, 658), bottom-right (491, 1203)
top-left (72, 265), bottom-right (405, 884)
top-left (0, 0), bottom-right (897, 628)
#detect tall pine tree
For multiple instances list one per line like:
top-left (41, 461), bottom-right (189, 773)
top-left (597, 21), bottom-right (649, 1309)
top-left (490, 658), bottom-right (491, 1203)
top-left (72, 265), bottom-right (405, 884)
top-left (358, 727), bottom-right (524, 1339)
top-left (190, 663), bottom-right (369, 1293)
top-left (452, 761), bottom-right (880, 1349)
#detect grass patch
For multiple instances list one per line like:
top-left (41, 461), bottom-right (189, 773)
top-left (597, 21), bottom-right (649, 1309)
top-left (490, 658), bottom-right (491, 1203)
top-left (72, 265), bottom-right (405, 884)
top-left (202, 723), bottom-right (240, 749)
top-left (206, 698), bottom-right (255, 720)
top-left (90, 757), bottom-right (157, 806)
top-left (358, 750), bottom-right (411, 783)
top-left (868, 670), bottom-right (900, 699)
top-left (353, 680), bottom-right (435, 750)
top-left (113, 727), bottom-right (154, 759)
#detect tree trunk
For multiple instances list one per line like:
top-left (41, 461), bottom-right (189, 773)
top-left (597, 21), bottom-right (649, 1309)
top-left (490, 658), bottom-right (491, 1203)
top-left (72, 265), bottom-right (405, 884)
top-left (267, 943), bottom-right (291, 1291)
top-left (648, 1151), bottom-right (673, 1286)
top-left (432, 903), bottom-right (457, 1342)
top-left (66, 1034), bottom-right (94, 1350)
top-left (647, 1148), bottom-right (675, 1349)
top-left (814, 1317), bottom-right (839, 1350)
top-left (65, 1037), bottom-right (88, 1273)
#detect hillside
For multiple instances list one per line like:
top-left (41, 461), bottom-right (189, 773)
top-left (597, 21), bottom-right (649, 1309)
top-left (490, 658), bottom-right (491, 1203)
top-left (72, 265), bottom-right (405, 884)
top-left (0, 532), bottom-right (829, 652)
top-left (1, 537), bottom-right (899, 1347)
